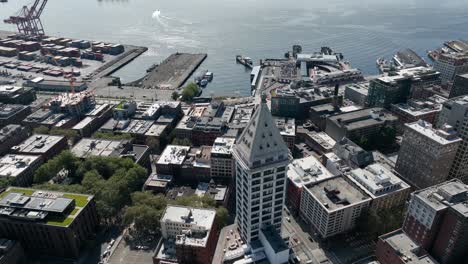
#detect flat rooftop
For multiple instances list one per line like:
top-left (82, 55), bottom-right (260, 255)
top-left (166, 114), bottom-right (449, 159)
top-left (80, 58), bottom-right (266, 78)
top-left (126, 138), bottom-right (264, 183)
top-left (211, 137), bottom-right (236, 155)
top-left (162, 205), bottom-right (216, 247)
top-left (13, 134), bottom-right (65, 154)
top-left (349, 163), bottom-right (410, 198)
top-left (162, 205), bottom-right (216, 229)
top-left (71, 138), bottom-right (131, 158)
top-left (273, 117), bottom-right (295, 136)
top-left (85, 103), bottom-right (111, 117)
top-left (379, 230), bottom-right (437, 264)
top-left (405, 120), bottom-right (461, 145)
top-left (101, 118), bottom-right (154, 135)
top-left (0, 85), bottom-right (22, 95)
top-left (377, 66), bottom-right (439, 84)
top-left (345, 82), bottom-right (369, 96)
top-left (260, 225), bottom-right (288, 253)
top-left (328, 108), bottom-right (397, 131)
top-left (157, 145), bottom-right (190, 165)
top-left (415, 179), bottom-right (468, 216)
top-left (0, 154), bottom-right (41, 178)
top-left (145, 123), bottom-right (168, 137)
top-left (0, 125), bottom-right (25, 143)
top-left (0, 187), bottom-right (92, 227)
top-left (0, 103), bottom-right (29, 118)
top-left (392, 100), bottom-right (442, 117)
top-left (309, 131), bottom-right (336, 150)
top-left (288, 156), bottom-right (336, 188)
top-left (307, 176), bottom-right (370, 211)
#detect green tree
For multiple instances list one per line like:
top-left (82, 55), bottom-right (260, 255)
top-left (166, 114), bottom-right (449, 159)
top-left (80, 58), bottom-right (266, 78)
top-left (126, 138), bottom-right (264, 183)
top-left (172, 138), bottom-right (192, 146)
top-left (215, 206), bottom-right (229, 228)
top-left (0, 177), bottom-right (14, 189)
top-left (171, 91), bottom-right (179, 101)
top-left (181, 82), bottom-right (200, 101)
top-left (92, 132), bottom-right (132, 140)
top-left (50, 128), bottom-right (80, 144)
top-left (33, 126), bottom-right (50, 134)
top-left (145, 137), bottom-right (160, 152)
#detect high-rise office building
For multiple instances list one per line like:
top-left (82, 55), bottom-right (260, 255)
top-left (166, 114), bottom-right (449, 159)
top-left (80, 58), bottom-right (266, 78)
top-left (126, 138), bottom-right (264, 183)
top-left (233, 98), bottom-right (290, 243)
top-left (433, 52), bottom-right (468, 84)
top-left (395, 120), bottom-right (461, 189)
top-left (437, 96), bottom-right (468, 183)
top-left (449, 73), bottom-right (468, 98)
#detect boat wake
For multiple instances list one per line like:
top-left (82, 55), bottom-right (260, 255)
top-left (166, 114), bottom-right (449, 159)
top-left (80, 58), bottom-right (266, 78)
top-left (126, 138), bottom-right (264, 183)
top-left (151, 9), bottom-right (193, 27)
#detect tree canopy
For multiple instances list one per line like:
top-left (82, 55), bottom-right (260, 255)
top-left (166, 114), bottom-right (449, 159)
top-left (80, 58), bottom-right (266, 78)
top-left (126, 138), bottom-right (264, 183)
top-left (33, 154), bottom-right (148, 222)
top-left (181, 82), bottom-right (200, 101)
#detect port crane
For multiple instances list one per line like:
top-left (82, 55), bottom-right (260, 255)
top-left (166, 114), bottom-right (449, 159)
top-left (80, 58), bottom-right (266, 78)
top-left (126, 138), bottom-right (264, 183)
top-left (4, 0), bottom-right (48, 36)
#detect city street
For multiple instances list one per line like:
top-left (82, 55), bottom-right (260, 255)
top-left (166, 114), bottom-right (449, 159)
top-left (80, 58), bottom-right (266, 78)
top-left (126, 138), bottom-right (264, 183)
top-left (282, 208), bottom-right (321, 263)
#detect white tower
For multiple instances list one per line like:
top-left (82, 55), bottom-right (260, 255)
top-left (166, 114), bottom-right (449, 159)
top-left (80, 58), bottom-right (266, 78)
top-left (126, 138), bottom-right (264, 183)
top-left (233, 97), bottom-right (290, 242)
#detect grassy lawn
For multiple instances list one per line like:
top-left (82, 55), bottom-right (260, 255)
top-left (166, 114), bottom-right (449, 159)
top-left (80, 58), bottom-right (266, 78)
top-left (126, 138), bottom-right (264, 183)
top-left (63, 193), bottom-right (89, 207)
top-left (69, 208), bottom-right (80, 216)
top-left (0, 188), bottom-right (35, 198)
top-left (47, 217), bottom-right (74, 227)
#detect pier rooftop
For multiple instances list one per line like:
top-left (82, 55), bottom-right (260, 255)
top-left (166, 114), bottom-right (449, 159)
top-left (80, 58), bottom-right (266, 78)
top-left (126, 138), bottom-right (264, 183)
top-left (140, 53), bottom-right (207, 90)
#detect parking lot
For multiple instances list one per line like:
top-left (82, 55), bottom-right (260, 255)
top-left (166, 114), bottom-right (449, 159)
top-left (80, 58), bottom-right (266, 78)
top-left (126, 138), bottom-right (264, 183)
top-left (107, 238), bottom-right (158, 264)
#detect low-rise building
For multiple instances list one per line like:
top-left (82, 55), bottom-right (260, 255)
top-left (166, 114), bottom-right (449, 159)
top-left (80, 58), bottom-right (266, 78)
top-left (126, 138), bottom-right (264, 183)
top-left (136, 101), bottom-right (182, 120)
top-left (144, 123), bottom-right (170, 151)
top-left (300, 176), bottom-right (371, 238)
top-left (210, 137), bottom-right (235, 180)
top-left (345, 82), bottom-right (369, 106)
top-left (286, 156), bottom-right (338, 214)
top-left (0, 125), bottom-right (29, 156)
top-left (376, 230), bottom-right (437, 264)
top-left (22, 108), bottom-right (77, 129)
top-left (113, 100), bottom-right (137, 119)
top-left (71, 103), bottom-right (113, 137)
top-left (100, 118), bottom-right (154, 143)
top-left (390, 99), bottom-right (442, 132)
top-left (159, 205), bottom-right (218, 264)
top-left (273, 117), bottom-right (296, 150)
top-left (175, 116), bottom-right (227, 146)
top-left (144, 173), bottom-right (173, 193)
top-left (156, 145), bottom-right (190, 176)
top-left (0, 154), bottom-right (42, 186)
top-left (297, 130), bottom-right (336, 155)
top-left (271, 86), bottom-right (342, 119)
top-left (332, 137), bottom-right (374, 168)
top-left (12, 134), bottom-right (67, 161)
top-left (0, 85), bottom-right (36, 105)
top-left (71, 138), bottom-right (150, 167)
top-left (325, 108), bottom-right (398, 141)
top-left (180, 146), bottom-right (212, 183)
top-left (0, 188), bottom-right (99, 258)
top-left (347, 163), bottom-right (411, 211)
top-left (0, 103), bottom-right (31, 127)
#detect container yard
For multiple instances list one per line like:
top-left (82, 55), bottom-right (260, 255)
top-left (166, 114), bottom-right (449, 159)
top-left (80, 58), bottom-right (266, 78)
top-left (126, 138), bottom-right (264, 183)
top-left (0, 31), bottom-right (147, 91)
top-left (139, 53), bottom-right (207, 90)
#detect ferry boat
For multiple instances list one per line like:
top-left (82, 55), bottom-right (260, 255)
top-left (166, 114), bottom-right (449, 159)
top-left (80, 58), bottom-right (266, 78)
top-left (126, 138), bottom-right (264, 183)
top-left (236, 55), bottom-right (253, 69)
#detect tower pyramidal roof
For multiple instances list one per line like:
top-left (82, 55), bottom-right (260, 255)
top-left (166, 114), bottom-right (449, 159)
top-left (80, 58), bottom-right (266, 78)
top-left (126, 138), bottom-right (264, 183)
top-left (234, 100), bottom-right (290, 169)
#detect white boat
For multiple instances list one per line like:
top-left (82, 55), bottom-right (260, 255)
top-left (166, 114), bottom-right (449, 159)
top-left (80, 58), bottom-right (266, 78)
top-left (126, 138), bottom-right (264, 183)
top-left (204, 72), bottom-right (213, 81)
top-left (200, 79), bottom-right (208, 87)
